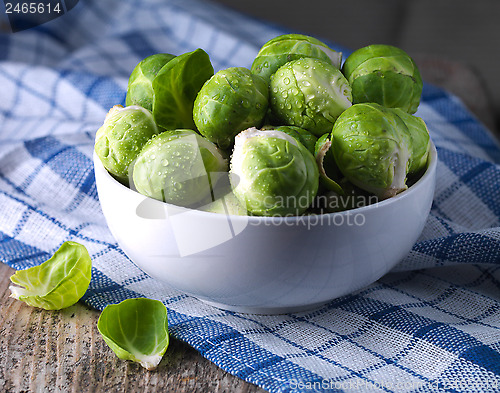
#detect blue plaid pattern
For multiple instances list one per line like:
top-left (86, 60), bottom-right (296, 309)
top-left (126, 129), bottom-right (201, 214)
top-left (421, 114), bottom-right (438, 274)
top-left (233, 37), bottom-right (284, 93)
top-left (1, 1), bottom-right (500, 392)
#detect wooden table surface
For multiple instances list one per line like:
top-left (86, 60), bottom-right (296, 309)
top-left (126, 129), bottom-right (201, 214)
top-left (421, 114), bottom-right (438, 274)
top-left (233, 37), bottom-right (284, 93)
top-left (0, 262), bottom-right (265, 393)
top-left (0, 58), bottom-right (496, 393)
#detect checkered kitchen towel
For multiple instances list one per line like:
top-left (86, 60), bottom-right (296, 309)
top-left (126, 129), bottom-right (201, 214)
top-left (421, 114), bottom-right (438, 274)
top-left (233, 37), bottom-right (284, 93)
top-left (1, 1), bottom-right (500, 392)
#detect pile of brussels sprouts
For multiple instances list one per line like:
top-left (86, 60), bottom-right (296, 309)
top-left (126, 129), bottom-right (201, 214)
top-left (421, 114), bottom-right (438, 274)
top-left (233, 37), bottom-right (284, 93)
top-left (95, 34), bottom-right (431, 217)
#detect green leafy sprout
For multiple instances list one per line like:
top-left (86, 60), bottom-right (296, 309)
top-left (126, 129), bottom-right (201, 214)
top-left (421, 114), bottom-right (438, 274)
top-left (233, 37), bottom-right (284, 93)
top-left (97, 298), bottom-right (169, 370)
top-left (251, 33), bottom-right (342, 83)
top-left (94, 105), bottom-right (160, 183)
top-left (132, 129), bottom-right (228, 207)
top-left (193, 67), bottom-right (269, 149)
top-left (269, 57), bottom-right (352, 136)
top-left (152, 48), bottom-right (214, 131)
top-left (9, 241), bottom-right (92, 310)
top-left (331, 103), bottom-right (430, 199)
top-left (126, 53), bottom-right (177, 111)
top-left (230, 127), bottom-right (319, 216)
top-left (342, 44), bottom-right (423, 114)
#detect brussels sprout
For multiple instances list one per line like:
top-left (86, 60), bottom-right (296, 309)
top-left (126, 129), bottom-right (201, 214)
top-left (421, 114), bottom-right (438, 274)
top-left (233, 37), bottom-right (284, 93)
top-left (94, 105), bottom-right (159, 183)
top-left (262, 125), bottom-right (317, 155)
top-left (152, 48), bottom-right (214, 131)
top-left (270, 57), bottom-right (352, 136)
top-left (9, 241), bottom-right (92, 310)
top-left (251, 34), bottom-right (342, 83)
top-left (342, 44), bottom-right (423, 114)
top-left (314, 133), bottom-right (343, 194)
top-left (193, 67), bottom-right (268, 149)
top-left (393, 108), bottom-right (430, 174)
top-left (126, 53), bottom-right (176, 111)
top-left (97, 298), bottom-right (169, 370)
top-left (230, 127), bottom-right (319, 216)
top-left (132, 129), bottom-right (227, 207)
top-left (331, 103), bottom-right (420, 199)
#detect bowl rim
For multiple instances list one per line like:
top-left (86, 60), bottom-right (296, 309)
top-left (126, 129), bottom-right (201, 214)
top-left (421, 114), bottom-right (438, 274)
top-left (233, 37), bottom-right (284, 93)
top-left (93, 140), bottom-right (437, 223)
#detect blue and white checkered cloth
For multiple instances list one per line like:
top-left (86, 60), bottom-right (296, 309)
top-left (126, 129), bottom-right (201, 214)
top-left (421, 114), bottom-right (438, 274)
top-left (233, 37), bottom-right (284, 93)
top-left (1, 1), bottom-right (500, 391)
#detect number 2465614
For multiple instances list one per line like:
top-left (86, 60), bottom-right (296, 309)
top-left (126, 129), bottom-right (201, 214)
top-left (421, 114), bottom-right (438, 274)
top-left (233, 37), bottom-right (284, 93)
top-left (5, 3), bottom-right (62, 14)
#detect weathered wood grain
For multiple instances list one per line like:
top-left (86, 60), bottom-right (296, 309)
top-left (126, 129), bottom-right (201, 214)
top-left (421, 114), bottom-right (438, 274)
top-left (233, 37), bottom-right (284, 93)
top-left (0, 263), bottom-right (266, 393)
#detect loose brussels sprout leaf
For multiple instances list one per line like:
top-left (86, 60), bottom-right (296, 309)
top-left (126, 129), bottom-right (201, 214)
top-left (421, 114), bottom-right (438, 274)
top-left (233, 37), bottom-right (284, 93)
top-left (262, 125), bottom-right (317, 155)
top-left (270, 57), bottom-right (352, 136)
top-left (331, 103), bottom-right (413, 199)
top-left (251, 34), bottom-right (342, 83)
top-left (132, 129), bottom-right (228, 207)
top-left (392, 109), bottom-right (430, 174)
top-left (193, 67), bottom-right (268, 149)
top-left (342, 44), bottom-right (423, 114)
top-left (94, 105), bottom-right (160, 183)
top-left (9, 241), bottom-right (92, 310)
top-left (97, 298), bottom-right (169, 370)
top-left (230, 127), bottom-right (319, 216)
top-left (152, 48), bottom-right (214, 131)
top-left (126, 53), bottom-right (176, 111)
top-left (314, 134), bottom-right (344, 195)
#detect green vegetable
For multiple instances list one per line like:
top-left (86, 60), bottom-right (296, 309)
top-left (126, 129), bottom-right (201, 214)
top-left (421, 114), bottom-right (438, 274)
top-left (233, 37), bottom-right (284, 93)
top-left (394, 108), bottom-right (431, 174)
top-left (132, 129), bottom-right (228, 207)
top-left (126, 53), bottom-right (176, 111)
top-left (193, 67), bottom-right (268, 149)
top-left (331, 103), bottom-right (429, 199)
top-left (94, 105), bottom-right (160, 183)
top-left (262, 125), bottom-right (317, 155)
top-left (342, 44), bottom-right (423, 114)
top-left (314, 133), bottom-right (343, 194)
top-left (9, 241), bottom-right (92, 310)
top-left (251, 34), bottom-right (342, 84)
top-left (152, 48), bottom-right (214, 131)
top-left (97, 298), bottom-right (169, 370)
top-left (230, 127), bottom-right (319, 216)
top-left (270, 57), bottom-right (352, 136)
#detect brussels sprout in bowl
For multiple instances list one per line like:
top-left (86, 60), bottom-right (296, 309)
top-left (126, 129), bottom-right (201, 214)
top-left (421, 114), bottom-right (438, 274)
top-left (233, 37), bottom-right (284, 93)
top-left (132, 129), bottom-right (228, 207)
top-left (342, 44), bottom-right (423, 113)
top-left (93, 137), bottom-right (437, 314)
top-left (251, 33), bottom-right (342, 84)
top-left (193, 67), bottom-right (269, 149)
top-left (269, 57), bottom-right (352, 136)
top-left (230, 128), bottom-right (319, 216)
top-left (126, 53), bottom-right (176, 111)
top-left (331, 103), bottom-right (430, 199)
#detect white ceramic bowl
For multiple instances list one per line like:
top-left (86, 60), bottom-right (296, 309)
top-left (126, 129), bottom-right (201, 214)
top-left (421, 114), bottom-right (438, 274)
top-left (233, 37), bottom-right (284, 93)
top-left (93, 143), bottom-right (437, 314)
